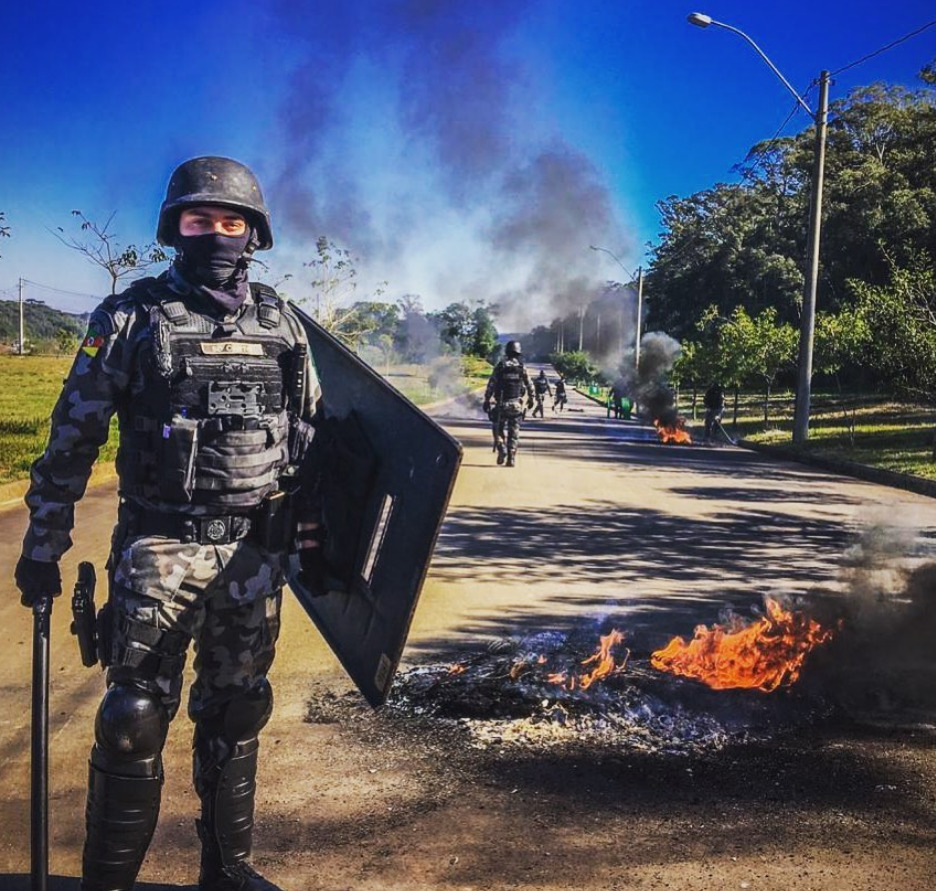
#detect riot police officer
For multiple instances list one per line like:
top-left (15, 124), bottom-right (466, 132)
top-left (13, 157), bottom-right (322, 891)
top-left (703, 380), bottom-right (726, 443)
top-left (531, 369), bottom-right (552, 418)
top-left (483, 340), bottom-right (534, 466)
top-left (553, 376), bottom-right (568, 412)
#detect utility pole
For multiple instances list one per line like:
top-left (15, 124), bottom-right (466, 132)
top-left (792, 70), bottom-right (830, 443)
top-left (688, 13), bottom-right (831, 442)
top-left (19, 277), bottom-right (25, 356)
top-left (635, 267), bottom-right (644, 371)
top-left (578, 306), bottom-right (585, 352)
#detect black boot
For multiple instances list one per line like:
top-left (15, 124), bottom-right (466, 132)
top-left (506, 452), bottom-right (516, 467)
top-left (81, 755), bottom-right (162, 891)
top-left (197, 737), bottom-right (283, 891)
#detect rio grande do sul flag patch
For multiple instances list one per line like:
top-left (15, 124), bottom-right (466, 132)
top-left (80, 322), bottom-right (105, 357)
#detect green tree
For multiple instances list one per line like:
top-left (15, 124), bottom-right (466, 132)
top-left (851, 253), bottom-right (936, 399)
top-left (56, 327), bottom-right (79, 354)
top-left (813, 307), bottom-right (870, 388)
top-left (53, 210), bottom-right (168, 294)
top-left (550, 350), bottom-right (596, 383)
top-left (469, 305), bottom-right (498, 358)
top-left (646, 66), bottom-right (936, 348)
top-left (716, 307), bottom-right (788, 424)
top-left (429, 301), bottom-right (499, 358)
top-left (300, 236), bottom-right (388, 347)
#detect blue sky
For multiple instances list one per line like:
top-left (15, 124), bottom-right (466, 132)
top-left (1, 0), bottom-right (934, 328)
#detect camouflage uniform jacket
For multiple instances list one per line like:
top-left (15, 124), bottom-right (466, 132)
top-left (484, 357), bottom-right (534, 407)
top-left (22, 269), bottom-right (321, 563)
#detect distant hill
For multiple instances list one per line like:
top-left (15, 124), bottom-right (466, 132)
top-left (0, 299), bottom-right (87, 347)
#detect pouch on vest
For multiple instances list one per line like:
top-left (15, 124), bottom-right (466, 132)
top-left (159, 414), bottom-right (199, 502)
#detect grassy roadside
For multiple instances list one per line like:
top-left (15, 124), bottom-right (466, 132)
top-left (678, 388), bottom-right (936, 482)
top-left (0, 354), bottom-right (491, 486)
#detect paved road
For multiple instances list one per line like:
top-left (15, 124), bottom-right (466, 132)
top-left (1, 380), bottom-right (935, 889)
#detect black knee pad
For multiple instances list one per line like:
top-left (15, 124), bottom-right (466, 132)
top-left (222, 678), bottom-right (274, 743)
top-left (95, 683), bottom-right (170, 761)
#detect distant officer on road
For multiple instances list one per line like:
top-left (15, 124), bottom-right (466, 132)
top-left (14, 156), bottom-right (325, 891)
top-left (532, 369), bottom-right (552, 418)
top-left (553, 376), bottom-right (568, 412)
top-left (483, 341), bottom-right (535, 466)
top-left (703, 380), bottom-right (727, 443)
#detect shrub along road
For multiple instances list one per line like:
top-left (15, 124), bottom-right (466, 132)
top-left (1, 384), bottom-right (935, 890)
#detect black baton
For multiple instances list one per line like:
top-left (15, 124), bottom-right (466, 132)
top-left (31, 595), bottom-right (52, 891)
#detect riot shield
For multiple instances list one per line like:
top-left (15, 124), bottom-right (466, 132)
top-left (287, 305), bottom-right (462, 707)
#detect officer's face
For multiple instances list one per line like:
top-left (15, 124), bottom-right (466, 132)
top-left (179, 206), bottom-right (248, 238)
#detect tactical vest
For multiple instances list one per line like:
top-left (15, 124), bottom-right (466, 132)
top-left (496, 359), bottom-right (525, 401)
top-left (534, 377), bottom-right (548, 395)
top-left (117, 280), bottom-right (306, 512)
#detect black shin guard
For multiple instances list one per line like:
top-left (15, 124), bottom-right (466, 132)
top-left (81, 757), bottom-right (162, 891)
top-left (198, 737), bottom-right (259, 869)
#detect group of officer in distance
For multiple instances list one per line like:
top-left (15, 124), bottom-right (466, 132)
top-left (482, 341), bottom-right (567, 467)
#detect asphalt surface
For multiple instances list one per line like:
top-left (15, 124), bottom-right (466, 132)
top-left (2, 377), bottom-right (936, 889)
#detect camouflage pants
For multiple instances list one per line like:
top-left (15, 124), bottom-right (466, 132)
top-left (492, 401), bottom-right (524, 456)
top-left (107, 535), bottom-right (285, 725)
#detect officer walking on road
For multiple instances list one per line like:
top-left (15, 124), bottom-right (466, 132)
top-left (483, 340), bottom-right (534, 467)
top-left (13, 157), bottom-right (325, 891)
top-left (703, 380), bottom-right (727, 444)
top-left (531, 369), bottom-right (552, 418)
top-left (553, 376), bottom-right (568, 412)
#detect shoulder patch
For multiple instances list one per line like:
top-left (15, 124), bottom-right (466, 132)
top-left (80, 319), bottom-right (107, 357)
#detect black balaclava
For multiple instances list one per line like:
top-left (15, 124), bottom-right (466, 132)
top-left (173, 226), bottom-right (252, 314)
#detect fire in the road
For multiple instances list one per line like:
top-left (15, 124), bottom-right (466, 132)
top-left (547, 629), bottom-right (629, 691)
top-left (650, 598), bottom-right (838, 692)
top-left (654, 418), bottom-right (692, 444)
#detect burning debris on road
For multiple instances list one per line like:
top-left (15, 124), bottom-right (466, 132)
top-left (653, 416), bottom-right (692, 445)
top-left (387, 597), bottom-right (844, 756)
top-left (651, 597), bottom-right (839, 692)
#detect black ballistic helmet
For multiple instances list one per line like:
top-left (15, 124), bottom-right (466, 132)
top-left (157, 156), bottom-right (273, 250)
top-left (505, 340), bottom-right (522, 357)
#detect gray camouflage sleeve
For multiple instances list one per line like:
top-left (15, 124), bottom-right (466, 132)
top-left (484, 365), bottom-right (499, 402)
top-left (22, 304), bottom-right (134, 562)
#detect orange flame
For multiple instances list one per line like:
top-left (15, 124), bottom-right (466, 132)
top-left (650, 598), bottom-right (836, 692)
top-left (448, 663), bottom-right (466, 675)
top-left (549, 629), bottom-right (629, 691)
top-left (654, 418), bottom-right (692, 445)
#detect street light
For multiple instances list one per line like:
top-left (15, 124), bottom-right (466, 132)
top-left (589, 245), bottom-right (645, 370)
top-left (688, 12), bottom-right (830, 444)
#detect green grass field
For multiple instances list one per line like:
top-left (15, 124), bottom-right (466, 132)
top-left (678, 388), bottom-right (936, 480)
top-left (0, 353), bottom-right (490, 485)
top-left (0, 355), bottom-right (121, 484)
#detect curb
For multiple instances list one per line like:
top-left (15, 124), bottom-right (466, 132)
top-left (736, 439), bottom-right (936, 501)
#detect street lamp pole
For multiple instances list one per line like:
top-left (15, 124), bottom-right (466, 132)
top-left (688, 12), bottom-right (828, 443)
top-left (589, 245), bottom-right (644, 370)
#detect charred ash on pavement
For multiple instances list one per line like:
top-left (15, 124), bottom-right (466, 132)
top-left (383, 546), bottom-right (936, 757)
top-left (386, 622), bottom-right (833, 757)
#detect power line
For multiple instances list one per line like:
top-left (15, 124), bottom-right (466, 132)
top-left (831, 18), bottom-right (936, 77)
top-left (21, 279), bottom-right (100, 301)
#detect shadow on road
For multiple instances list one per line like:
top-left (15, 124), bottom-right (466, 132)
top-left (0, 878), bottom-right (196, 891)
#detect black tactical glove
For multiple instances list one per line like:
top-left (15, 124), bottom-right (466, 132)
top-left (295, 522), bottom-right (344, 598)
top-left (14, 556), bottom-right (62, 608)
top-left (482, 400), bottom-right (491, 415)
top-left (298, 546), bottom-right (330, 598)
top-left (527, 398), bottom-right (535, 410)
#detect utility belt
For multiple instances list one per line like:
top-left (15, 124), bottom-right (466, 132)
top-left (121, 490), bottom-right (293, 549)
